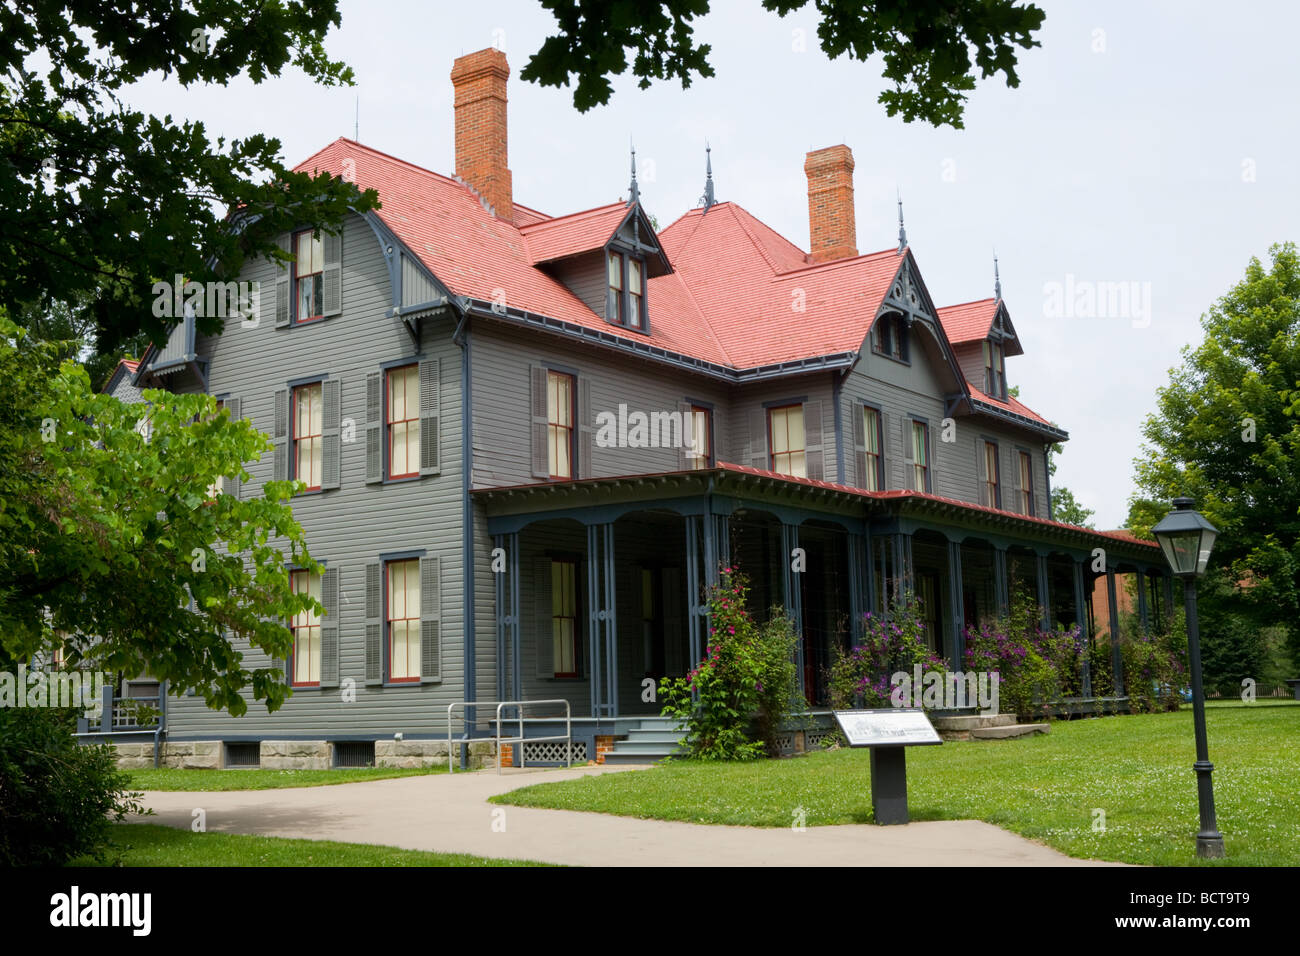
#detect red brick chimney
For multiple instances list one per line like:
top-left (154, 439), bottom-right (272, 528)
top-left (804, 145), bottom-right (857, 263)
top-left (451, 48), bottom-right (513, 222)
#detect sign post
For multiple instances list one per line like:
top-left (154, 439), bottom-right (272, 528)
top-left (832, 708), bottom-right (942, 825)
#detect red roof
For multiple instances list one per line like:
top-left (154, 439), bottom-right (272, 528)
top-left (520, 202), bottom-right (632, 264)
top-left (474, 460), bottom-right (1158, 550)
top-left (290, 138), bottom-right (1053, 431)
top-left (937, 298), bottom-right (998, 343)
top-left (966, 382), bottom-right (1054, 428)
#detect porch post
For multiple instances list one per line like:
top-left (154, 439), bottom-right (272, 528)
top-left (603, 522), bottom-right (618, 718)
top-left (947, 539), bottom-right (965, 671)
top-left (848, 531), bottom-right (868, 644)
top-left (1107, 568), bottom-right (1124, 698)
top-left (703, 510), bottom-right (719, 589)
top-left (511, 533), bottom-right (522, 704)
top-left (1073, 559), bottom-right (1092, 698)
top-left (1136, 569), bottom-right (1150, 633)
top-left (1035, 553), bottom-right (1052, 630)
top-left (782, 522), bottom-right (805, 698)
top-left (993, 546), bottom-right (1010, 617)
top-left (684, 516), bottom-right (702, 666)
top-left (713, 513), bottom-right (731, 574)
top-left (586, 524), bottom-right (603, 718)
top-left (494, 533), bottom-right (507, 702)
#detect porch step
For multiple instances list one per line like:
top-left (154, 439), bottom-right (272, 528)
top-left (602, 716), bottom-right (685, 764)
top-left (931, 713), bottom-right (1018, 732)
top-left (969, 723), bottom-right (1050, 740)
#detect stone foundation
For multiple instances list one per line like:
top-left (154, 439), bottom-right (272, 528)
top-left (111, 742), bottom-right (157, 769)
top-left (259, 740), bottom-right (332, 770)
top-left (111, 740), bottom-right (222, 769)
top-left (374, 738), bottom-right (499, 770)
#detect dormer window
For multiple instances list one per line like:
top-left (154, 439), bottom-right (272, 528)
top-left (607, 250), bottom-right (647, 332)
top-left (872, 313), bottom-right (907, 362)
top-left (983, 340), bottom-right (1006, 399)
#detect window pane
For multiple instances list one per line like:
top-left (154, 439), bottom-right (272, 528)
top-left (629, 259), bottom-right (641, 294)
top-left (770, 408), bottom-right (789, 455)
top-left (787, 407), bottom-right (804, 451)
top-left (388, 560), bottom-right (420, 680)
top-left (628, 294), bottom-right (640, 328)
top-left (608, 252), bottom-right (622, 290)
top-left (864, 408), bottom-right (878, 453)
top-left (297, 231), bottom-right (313, 266)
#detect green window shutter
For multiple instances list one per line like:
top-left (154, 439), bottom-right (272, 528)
top-left (420, 555), bottom-right (442, 683)
top-left (530, 365), bottom-right (549, 478)
top-left (803, 400), bottom-right (825, 480)
top-left (272, 387), bottom-right (289, 482)
top-left (852, 404), bottom-right (867, 489)
top-left (320, 566), bottom-right (340, 688)
top-left (224, 396), bottom-right (242, 500)
top-left (365, 561), bottom-right (382, 685)
top-left (322, 230), bottom-right (342, 317)
top-left (419, 358), bottom-right (440, 476)
top-left (748, 408), bottom-right (768, 470)
top-left (320, 378), bottom-right (341, 490)
top-left (365, 371), bottom-right (383, 484)
top-left (578, 376), bottom-right (593, 478)
top-left (534, 558), bottom-right (554, 678)
top-left (274, 233), bottom-right (291, 328)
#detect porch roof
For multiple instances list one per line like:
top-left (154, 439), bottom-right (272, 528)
top-left (471, 462), bottom-right (1162, 561)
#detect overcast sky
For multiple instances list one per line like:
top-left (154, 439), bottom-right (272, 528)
top-left (123, 0), bottom-right (1300, 527)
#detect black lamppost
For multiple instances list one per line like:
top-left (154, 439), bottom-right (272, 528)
top-left (1151, 497), bottom-right (1225, 859)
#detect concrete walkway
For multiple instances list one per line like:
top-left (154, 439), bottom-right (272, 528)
top-left (135, 764), bottom-right (1117, 866)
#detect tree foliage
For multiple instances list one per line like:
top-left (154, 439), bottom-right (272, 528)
top-left (1130, 242), bottom-right (1300, 661)
top-left (522, 0), bottom-right (1046, 127)
top-left (1, 315), bottom-right (319, 714)
top-left (1050, 486), bottom-right (1094, 528)
top-left (0, 0), bottom-right (378, 356)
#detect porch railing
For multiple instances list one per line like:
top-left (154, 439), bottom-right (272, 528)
top-left (444, 699), bottom-right (572, 775)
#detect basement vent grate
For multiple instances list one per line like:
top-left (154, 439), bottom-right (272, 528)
top-left (224, 742), bottom-right (260, 768)
top-left (334, 741), bottom-right (375, 768)
top-left (806, 728), bottom-right (835, 750)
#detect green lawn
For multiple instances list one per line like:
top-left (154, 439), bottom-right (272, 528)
top-left (495, 700), bottom-right (1300, 866)
top-left (70, 824), bottom-right (548, 867)
top-left (126, 765), bottom-right (449, 791)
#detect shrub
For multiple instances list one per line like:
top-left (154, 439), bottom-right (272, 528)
top-left (827, 592), bottom-right (946, 710)
top-left (658, 568), bottom-right (801, 760)
top-left (0, 705), bottom-right (146, 866)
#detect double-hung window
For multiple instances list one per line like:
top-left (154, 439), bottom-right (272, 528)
top-left (551, 559), bottom-right (578, 677)
top-left (686, 405), bottom-right (712, 468)
top-left (983, 440), bottom-right (1000, 507)
top-left (607, 251), bottom-right (646, 331)
top-left (1019, 451), bottom-right (1035, 516)
top-left (983, 340), bottom-right (1006, 398)
top-left (290, 569), bottom-right (321, 686)
top-left (769, 405), bottom-right (806, 478)
top-left (293, 382), bottom-right (323, 490)
top-left (294, 230), bottom-right (324, 324)
top-left (862, 406), bottom-right (882, 491)
top-left (387, 558), bottom-right (420, 682)
top-left (547, 370), bottom-right (575, 479)
top-left (872, 314), bottom-right (907, 361)
top-left (387, 364), bottom-right (420, 479)
top-left (911, 421), bottom-right (930, 492)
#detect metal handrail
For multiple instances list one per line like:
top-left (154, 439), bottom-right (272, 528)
top-left (444, 699), bottom-right (572, 774)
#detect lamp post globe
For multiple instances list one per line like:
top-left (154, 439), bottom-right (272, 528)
top-left (1151, 497), bottom-right (1225, 859)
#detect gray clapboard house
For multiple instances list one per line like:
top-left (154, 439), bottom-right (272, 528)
top-left (100, 47), bottom-right (1176, 769)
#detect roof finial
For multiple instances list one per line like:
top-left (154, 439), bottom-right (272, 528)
top-left (627, 141), bottom-right (640, 206)
top-left (701, 142), bottom-right (716, 213)
top-left (896, 190), bottom-right (907, 253)
top-left (993, 251), bottom-right (1002, 300)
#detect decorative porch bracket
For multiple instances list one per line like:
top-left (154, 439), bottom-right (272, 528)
top-left (781, 522), bottom-right (805, 697)
top-left (1072, 560), bottom-right (1092, 699)
top-left (947, 539), bottom-right (965, 672)
top-left (586, 523), bottom-right (618, 719)
top-left (1107, 567), bottom-right (1125, 698)
top-left (492, 532), bottom-right (521, 702)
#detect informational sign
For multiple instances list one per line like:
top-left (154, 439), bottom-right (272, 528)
top-left (833, 708), bottom-right (942, 748)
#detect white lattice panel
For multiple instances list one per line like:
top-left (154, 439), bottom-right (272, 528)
top-left (522, 741), bottom-right (586, 763)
